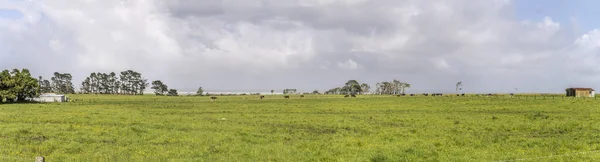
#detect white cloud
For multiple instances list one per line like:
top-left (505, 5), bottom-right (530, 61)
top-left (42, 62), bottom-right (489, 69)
top-left (337, 59), bottom-right (361, 70)
top-left (0, 0), bottom-right (599, 93)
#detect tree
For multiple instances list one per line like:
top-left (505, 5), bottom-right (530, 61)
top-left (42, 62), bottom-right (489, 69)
top-left (326, 80), bottom-right (371, 95)
top-left (456, 81), bottom-right (463, 94)
top-left (393, 80), bottom-right (402, 95)
top-left (119, 70), bottom-right (147, 95)
top-left (108, 72), bottom-right (120, 94)
top-left (38, 76), bottom-right (52, 93)
top-left (360, 83), bottom-right (370, 94)
top-left (401, 83), bottom-right (411, 94)
top-left (79, 70), bottom-right (146, 95)
top-left (378, 81), bottom-right (392, 95)
top-left (80, 77), bottom-right (91, 94)
top-left (373, 80), bottom-right (410, 95)
top-left (312, 90), bottom-right (319, 94)
top-left (325, 87), bottom-right (342, 94)
top-left (344, 80), bottom-right (362, 95)
top-left (196, 87), bottom-right (204, 96)
top-left (151, 80), bottom-right (169, 95)
top-left (167, 89), bottom-right (178, 96)
top-left (0, 69), bottom-right (40, 103)
top-left (51, 72), bottom-right (75, 94)
top-left (271, 90), bottom-right (274, 94)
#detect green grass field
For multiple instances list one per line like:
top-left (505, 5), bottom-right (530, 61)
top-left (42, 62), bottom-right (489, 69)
top-left (2, 94), bottom-right (600, 161)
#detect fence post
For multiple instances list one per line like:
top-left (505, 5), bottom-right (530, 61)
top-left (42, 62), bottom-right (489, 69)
top-left (35, 156), bottom-right (45, 162)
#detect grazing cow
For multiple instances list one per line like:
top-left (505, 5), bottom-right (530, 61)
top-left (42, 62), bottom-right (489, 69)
top-left (260, 95), bottom-right (265, 99)
top-left (422, 93), bottom-right (429, 96)
top-left (410, 94), bottom-right (415, 96)
top-left (396, 95), bottom-right (401, 97)
top-left (210, 96), bottom-right (217, 101)
top-left (509, 93), bottom-right (514, 96)
top-left (351, 94), bottom-right (356, 98)
top-left (344, 95), bottom-right (349, 98)
top-left (284, 95), bottom-right (290, 99)
top-left (433, 93), bottom-right (442, 96)
top-left (401, 94), bottom-right (406, 96)
top-left (487, 93), bottom-right (493, 96)
top-left (461, 93), bottom-right (465, 96)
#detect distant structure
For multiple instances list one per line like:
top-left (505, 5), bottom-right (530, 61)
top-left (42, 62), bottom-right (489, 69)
top-left (566, 88), bottom-right (595, 97)
top-left (30, 93), bottom-right (66, 102)
top-left (283, 89), bottom-right (297, 95)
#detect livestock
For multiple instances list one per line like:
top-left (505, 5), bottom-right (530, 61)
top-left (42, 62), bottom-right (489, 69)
top-left (260, 95), bottom-right (265, 99)
top-left (284, 95), bottom-right (290, 99)
top-left (461, 93), bottom-right (465, 96)
top-left (210, 96), bottom-right (217, 101)
top-left (351, 94), bottom-right (356, 98)
top-left (344, 95), bottom-right (349, 98)
top-left (422, 93), bottom-right (429, 96)
top-left (410, 94), bottom-right (415, 96)
top-left (300, 95), bottom-right (305, 98)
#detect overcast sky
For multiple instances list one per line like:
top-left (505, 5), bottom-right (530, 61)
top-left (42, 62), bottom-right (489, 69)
top-left (1, 0), bottom-right (600, 93)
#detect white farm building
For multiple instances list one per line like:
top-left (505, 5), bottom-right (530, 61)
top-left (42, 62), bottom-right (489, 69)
top-left (30, 93), bottom-right (66, 103)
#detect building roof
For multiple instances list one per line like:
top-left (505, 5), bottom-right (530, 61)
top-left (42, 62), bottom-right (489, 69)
top-left (567, 88), bottom-right (595, 91)
top-left (40, 93), bottom-right (65, 97)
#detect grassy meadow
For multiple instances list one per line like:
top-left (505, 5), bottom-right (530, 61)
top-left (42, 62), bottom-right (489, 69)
top-left (1, 94), bottom-right (600, 161)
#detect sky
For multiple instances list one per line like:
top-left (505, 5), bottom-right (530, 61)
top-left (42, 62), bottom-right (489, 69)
top-left (1, 0), bottom-right (600, 93)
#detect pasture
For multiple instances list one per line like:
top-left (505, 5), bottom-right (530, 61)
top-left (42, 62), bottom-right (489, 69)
top-left (1, 94), bottom-right (600, 161)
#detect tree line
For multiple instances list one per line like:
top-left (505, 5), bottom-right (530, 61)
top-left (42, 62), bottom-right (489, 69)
top-left (2, 68), bottom-right (427, 104)
top-left (323, 79), bottom-right (412, 95)
top-left (1, 68), bottom-right (161, 103)
top-left (324, 80), bottom-right (371, 95)
top-left (80, 70), bottom-right (148, 95)
top-left (38, 72), bottom-right (75, 94)
top-left (374, 80), bottom-right (410, 95)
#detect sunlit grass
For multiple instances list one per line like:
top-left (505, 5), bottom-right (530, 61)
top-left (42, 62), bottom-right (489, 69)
top-left (1, 94), bottom-right (600, 161)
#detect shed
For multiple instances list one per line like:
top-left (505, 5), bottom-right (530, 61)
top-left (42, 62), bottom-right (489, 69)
top-left (566, 88), bottom-right (595, 97)
top-left (30, 93), bottom-right (66, 102)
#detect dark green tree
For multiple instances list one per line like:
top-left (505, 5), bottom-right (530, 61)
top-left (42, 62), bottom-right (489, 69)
top-left (167, 89), bottom-right (178, 96)
top-left (343, 80), bottom-right (361, 95)
top-left (119, 70), bottom-right (147, 95)
top-left (38, 76), bottom-right (52, 93)
top-left (151, 80), bottom-right (168, 95)
top-left (51, 72), bottom-right (75, 94)
top-left (196, 86), bottom-right (204, 96)
top-left (0, 69), bottom-right (40, 103)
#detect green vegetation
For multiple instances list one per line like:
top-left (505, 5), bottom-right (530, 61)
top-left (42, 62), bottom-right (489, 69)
top-left (2, 95), bottom-right (600, 161)
top-left (80, 70), bottom-right (148, 95)
top-left (0, 69), bottom-right (40, 103)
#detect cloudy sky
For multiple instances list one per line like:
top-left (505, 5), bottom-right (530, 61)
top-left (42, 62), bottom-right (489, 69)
top-left (1, 0), bottom-right (600, 93)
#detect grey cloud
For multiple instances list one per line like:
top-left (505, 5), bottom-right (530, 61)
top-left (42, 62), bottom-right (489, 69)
top-left (1, 0), bottom-right (599, 93)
